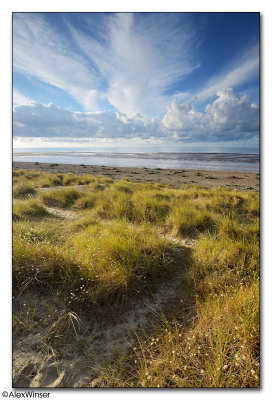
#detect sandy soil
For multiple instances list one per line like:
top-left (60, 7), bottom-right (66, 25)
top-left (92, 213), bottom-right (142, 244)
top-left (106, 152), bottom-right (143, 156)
top-left (13, 161), bottom-right (260, 191)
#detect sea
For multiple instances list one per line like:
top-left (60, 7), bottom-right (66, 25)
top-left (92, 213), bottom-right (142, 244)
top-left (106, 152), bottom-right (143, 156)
top-left (13, 147), bottom-right (260, 173)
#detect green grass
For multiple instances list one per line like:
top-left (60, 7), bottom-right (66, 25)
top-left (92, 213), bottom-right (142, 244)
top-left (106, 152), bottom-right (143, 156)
top-left (13, 199), bottom-right (49, 221)
top-left (65, 221), bottom-right (175, 304)
top-left (13, 183), bottom-right (36, 199)
top-left (72, 191), bottom-right (99, 209)
top-left (117, 282), bottom-right (259, 388)
top-left (12, 168), bottom-right (260, 387)
top-left (12, 169), bottom-right (98, 192)
top-left (166, 203), bottom-right (214, 235)
top-left (98, 221), bottom-right (259, 388)
top-left (13, 217), bottom-right (177, 308)
top-left (39, 187), bottom-right (81, 208)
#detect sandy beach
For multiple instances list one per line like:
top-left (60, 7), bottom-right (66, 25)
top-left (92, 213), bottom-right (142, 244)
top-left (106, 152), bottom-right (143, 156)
top-left (13, 161), bottom-right (260, 191)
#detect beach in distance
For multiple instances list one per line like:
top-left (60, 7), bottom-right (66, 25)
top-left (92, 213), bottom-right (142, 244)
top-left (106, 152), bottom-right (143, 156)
top-left (13, 161), bottom-right (260, 192)
top-left (13, 148), bottom-right (259, 172)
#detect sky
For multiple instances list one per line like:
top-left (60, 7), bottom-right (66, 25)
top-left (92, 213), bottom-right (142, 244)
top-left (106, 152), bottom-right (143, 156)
top-left (12, 12), bottom-right (260, 149)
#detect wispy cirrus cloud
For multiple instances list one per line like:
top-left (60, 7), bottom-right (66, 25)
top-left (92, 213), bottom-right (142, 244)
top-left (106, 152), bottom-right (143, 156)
top-left (13, 13), bottom-right (201, 116)
top-left (168, 43), bottom-right (259, 107)
top-left (66, 12), bottom-right (201, 116)
top-left (194, 44), bottom-right (259, 103)
top-left (13, 13), bottom-right (98, 110)
top-left (13, 89), bottom-right (34, 105)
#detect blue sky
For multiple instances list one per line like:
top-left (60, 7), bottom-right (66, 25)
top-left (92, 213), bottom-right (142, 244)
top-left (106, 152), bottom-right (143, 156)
top-left (13, 12), bottom-right (260, 148)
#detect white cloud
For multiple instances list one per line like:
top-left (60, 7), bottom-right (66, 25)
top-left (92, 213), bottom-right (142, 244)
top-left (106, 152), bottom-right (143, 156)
top-left (13, 13), bottom-right (259, 122)
top-left (205, 88), bottom-right (259, 135)
top-left (13, 14), bottom-right (98, 110)
top-left (13, 13), bottom-right (200, 116)
top-left (195, 45), bottom-right (259, 103)
top-left (162, 88), bottom-right (259, 141)
top-left (13, 102), bottom-right (165, 140)
top-left (13, 89), bottom-right (259, 143)
top-left (102, 13), bottom-right (200, 116)
top-left (13, 89), bottom-right (33, 105)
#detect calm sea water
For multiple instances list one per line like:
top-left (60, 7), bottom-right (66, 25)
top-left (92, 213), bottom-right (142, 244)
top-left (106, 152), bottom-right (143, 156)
top-left (13, 147), bottom-right (260, 172)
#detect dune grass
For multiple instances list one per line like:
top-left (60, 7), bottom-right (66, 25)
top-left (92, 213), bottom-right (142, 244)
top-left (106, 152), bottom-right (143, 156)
top-left (13, 183), bottom-right (36, 199)
top-left (39, 187), bottom-right (81, 208)
top-left (12, 169), bottom-right (98, 191)
top-left (13, 217), bottom-right (178, 309)
top-left (106, 282), bottom-right (259, 388)
top-left (12, 169), bottom-right (260, 387)
top-left (13, 198), bottom-right (49, 221)
top-left (98, 223), bottom-right (259, 388)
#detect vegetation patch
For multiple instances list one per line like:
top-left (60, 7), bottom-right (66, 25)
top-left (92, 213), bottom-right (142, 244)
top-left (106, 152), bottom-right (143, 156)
top-left (39, 187), bottom-right (81, 208)
top-left (13, 199), bottom-right (49, 221)
top-left (13, 183), bottom-right (36, 199)
top-left (12, 168), bottom-right (259, 388)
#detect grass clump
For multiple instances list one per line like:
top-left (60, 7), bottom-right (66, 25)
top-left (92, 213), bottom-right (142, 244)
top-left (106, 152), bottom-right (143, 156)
top-left (72, 192), bottom-right (99, 209)
top-left (187, 233), bottom-right (259, 298)
top-left (65, 221), bottom-right (174, 303)
top-left (13, 236), bottom-right (74, 288)
top-left (13, 199), bottom-right (49, 221)
top-left (13, 218), bottom-right (177, 308)
top-left (13, 220), bottom-right (62, 245)
top-left (39, 187), bottom-right (81, 208)
top-left (91, 191), bottom-right (134, 221)
top-left (166, 203), bottom-right (214, 235)
top-left (12, 168), bottom-right (100, 189)
top-left (13, 183), bottom-right (36, 199)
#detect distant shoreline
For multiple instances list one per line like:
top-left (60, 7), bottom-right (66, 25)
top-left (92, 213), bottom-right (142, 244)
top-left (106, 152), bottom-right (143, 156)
top-left (12, 150), bottom-right (259, 173)
top-left (13, 161), bottom-right (260, 191)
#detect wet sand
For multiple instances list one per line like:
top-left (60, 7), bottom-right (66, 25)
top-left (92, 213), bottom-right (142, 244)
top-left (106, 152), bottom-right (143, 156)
top-left (13, 161), bottom-right (260, 191)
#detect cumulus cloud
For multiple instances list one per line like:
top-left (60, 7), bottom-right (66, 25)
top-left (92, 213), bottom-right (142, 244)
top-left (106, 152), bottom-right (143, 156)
top-left (162, 88), bottom-right (259, 141)
top-left (205, 89), bottom-right (259, 135)
top-left (13, 102), bottom-right (165, 140)
top-left (13, 89), bottom-right (259, 143)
